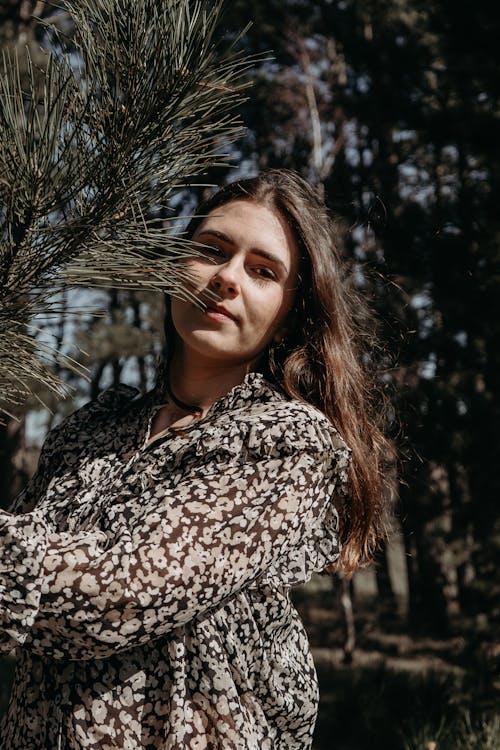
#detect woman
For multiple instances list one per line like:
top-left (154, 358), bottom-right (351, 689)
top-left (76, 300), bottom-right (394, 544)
top-left (0, 170), bottom-right (390, 749)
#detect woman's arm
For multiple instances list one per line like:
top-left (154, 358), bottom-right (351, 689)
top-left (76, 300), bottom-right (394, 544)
top-left (5, 385), bottom-right (139, 517)
top-left (1, 420), bottom-right (349, 660)
top-left (6, 427), bottom-right (61, 516)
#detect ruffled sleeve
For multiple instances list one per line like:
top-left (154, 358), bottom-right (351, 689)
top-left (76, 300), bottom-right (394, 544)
top-left (0, 399), bottom-right (350, 660)
top-left (238, 403), bottom-right (351, 587)
top-left (8, 384), bottom-right (140, 515)
top-left (8, 423), bottom-right (62, 516)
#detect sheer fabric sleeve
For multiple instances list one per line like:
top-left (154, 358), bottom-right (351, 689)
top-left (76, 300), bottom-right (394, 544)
top-left (7, 425), bottom-right (62, 516)
top-left (6, 385), bottom-right (139, 517)
top-left (0, 413), bottom-right (350, 660)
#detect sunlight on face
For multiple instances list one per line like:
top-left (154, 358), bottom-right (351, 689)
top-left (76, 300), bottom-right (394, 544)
top-left (170, 200), bottom-right (300, 368)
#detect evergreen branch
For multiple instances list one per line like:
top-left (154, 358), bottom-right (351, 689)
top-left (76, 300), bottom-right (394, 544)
top-left (0, 0), bottom-right (254, 416)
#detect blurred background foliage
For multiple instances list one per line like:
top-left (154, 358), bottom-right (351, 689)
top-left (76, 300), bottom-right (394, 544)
top-left (1, 1), bottom-right (499, 748)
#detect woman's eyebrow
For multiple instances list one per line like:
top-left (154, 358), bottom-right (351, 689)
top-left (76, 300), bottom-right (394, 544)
top-left (196, 229), bottom-right (289, 276)
top-left (251, 248), bottom-right (289, 276)
top-left (196, 229), bottom-right (233, 244)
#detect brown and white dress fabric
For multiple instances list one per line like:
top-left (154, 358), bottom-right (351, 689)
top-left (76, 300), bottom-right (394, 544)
top-left (0, 372), bottom-right (351, 749)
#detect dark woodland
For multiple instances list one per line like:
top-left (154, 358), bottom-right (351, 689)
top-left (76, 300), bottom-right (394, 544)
top-left (1, 2), bottom-right (499, 748)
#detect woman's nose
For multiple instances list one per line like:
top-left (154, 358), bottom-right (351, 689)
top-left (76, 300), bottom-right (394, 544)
top-left (208, 260), bottom-right (241, 297)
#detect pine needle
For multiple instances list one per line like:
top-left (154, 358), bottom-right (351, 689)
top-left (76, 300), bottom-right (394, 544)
top-left (0, 0), bottom-right (254, 417)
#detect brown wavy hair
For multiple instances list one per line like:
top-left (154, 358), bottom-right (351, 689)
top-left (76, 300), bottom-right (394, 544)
top-left (165, 169), bottom-right (393, 575)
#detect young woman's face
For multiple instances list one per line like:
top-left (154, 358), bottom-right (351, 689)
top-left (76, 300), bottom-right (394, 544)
top-left (170, 200), bottom-right (300, 367)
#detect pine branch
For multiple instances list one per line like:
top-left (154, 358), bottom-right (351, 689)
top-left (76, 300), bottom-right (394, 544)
top-left (0, 0), bottom-right (254, 416)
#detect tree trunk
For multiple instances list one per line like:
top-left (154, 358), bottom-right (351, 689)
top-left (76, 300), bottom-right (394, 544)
top-left (0, 418), bottom-right (26, 510)
top-left (375, 542), bottom-right (396, 618)
top-left (399, 467), bottom-right (452, 636)
top-left (339, 576), bottom-right (356, 663)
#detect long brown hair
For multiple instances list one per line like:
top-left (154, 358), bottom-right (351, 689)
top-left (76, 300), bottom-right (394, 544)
top-left (167, 169), bottom-right (393, 575)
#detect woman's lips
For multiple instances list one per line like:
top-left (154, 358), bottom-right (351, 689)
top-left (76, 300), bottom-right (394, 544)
top-left (204, 304), bottom-right (236, 322)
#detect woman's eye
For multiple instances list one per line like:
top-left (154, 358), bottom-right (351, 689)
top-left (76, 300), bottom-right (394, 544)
top-left (253, 267), bottom-right (276, 280)
top-left (201, 245), bottom-right (225, 259)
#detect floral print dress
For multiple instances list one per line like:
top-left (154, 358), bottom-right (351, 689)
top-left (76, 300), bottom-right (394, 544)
top-left (0, 371), bottom-right (351, 749)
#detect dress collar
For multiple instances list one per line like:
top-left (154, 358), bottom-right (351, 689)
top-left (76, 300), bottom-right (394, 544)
top-left (202, 371), bottom-right (281, 419)
top-left (150, 365), bottom-right (284, 425)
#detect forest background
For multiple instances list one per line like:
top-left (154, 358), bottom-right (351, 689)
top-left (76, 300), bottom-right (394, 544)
top-left (0, 1), bottom-right (499, 748)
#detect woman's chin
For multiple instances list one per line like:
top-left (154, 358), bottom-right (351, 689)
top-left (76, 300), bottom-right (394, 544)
top-left (184, 337), bottom-right (251, 365)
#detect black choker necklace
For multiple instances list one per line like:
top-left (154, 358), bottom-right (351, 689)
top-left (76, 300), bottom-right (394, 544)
top-left (165, 377), bottom-right (203, 416)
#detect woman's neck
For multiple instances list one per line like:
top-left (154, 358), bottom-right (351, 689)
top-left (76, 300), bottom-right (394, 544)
top-left (168, 348), bottom-right (255, 415)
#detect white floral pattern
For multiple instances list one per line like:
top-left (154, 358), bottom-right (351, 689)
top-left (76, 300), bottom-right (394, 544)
top-left (0, 372), bottom-right (351, 749)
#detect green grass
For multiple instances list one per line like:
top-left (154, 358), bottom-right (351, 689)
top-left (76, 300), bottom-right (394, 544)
top-left (313, 664), bottom-right (499, 750)
top-left (402, 713), bottom-right (500, 750)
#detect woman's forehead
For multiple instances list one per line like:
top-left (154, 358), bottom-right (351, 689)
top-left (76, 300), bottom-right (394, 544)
top-left (196, 200), bottom-right (299, 258)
